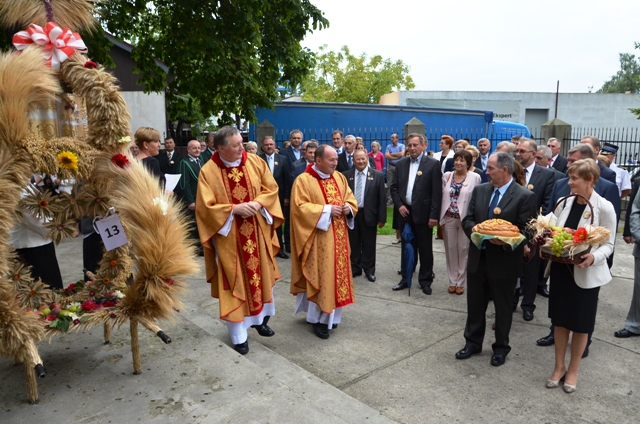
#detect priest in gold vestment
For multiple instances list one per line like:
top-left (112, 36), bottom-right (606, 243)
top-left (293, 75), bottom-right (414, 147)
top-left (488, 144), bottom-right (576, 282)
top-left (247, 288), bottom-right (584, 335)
top-left (290, 145), bottom-right (358, 339)
top-left (196, 126), bottom-right (283, 354)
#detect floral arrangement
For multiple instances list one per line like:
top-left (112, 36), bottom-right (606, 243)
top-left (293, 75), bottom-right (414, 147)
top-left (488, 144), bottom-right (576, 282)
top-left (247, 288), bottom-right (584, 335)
top-left (528, 213), bottom-right (610, 259)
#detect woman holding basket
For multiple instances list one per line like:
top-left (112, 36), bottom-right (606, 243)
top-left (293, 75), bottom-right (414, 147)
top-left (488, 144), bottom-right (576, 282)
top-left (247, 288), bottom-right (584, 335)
top-left (545, 158), bottom-right (616, 393)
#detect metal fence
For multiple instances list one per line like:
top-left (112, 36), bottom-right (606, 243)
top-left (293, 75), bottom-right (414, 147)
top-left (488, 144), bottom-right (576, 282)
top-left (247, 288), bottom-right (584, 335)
top-left (531, 127), bottom-right (640, 175)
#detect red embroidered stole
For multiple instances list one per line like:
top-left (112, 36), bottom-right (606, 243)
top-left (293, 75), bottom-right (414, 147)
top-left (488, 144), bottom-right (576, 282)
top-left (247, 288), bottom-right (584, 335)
top-left (214, 151), bottom-right (264, 315)
top-left (305, 166), bottom-right (354, 308)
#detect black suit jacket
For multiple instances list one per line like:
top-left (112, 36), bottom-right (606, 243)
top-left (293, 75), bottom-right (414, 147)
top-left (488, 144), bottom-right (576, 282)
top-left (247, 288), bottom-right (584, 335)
top-left (624, 175), bottom-right (640, 237)
top-left (292, 161), bottom-right (310, 181)
top-left (526, 164), bottom-right (556, 212)
top-left (598, 162), bottom-right (617, 185)
top-left (157, 150), bottom-right (183, 175)
top-left (337, 151), bottom-right (354, 173)
top-left (549, 167), bottom-right (565, 181)
top-left (551, 155), bottom-right (568, 173)
top-left (390, 155), bottom-right (442, 224)
top-left (462, 182), bottom-right (537, 279)
top-left (259, 153), bottom-right (291, 202)
top-left (343, 167), bottom-right (387, 227)
top-left (282, 146), bottom-right (302, 175)
top-left (177, 158), bottom-right (200, 205)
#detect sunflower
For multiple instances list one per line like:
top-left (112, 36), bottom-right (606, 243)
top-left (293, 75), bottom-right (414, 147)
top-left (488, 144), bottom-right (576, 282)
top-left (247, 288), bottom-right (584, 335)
top-left (57, 150), bottom-right (79, 171)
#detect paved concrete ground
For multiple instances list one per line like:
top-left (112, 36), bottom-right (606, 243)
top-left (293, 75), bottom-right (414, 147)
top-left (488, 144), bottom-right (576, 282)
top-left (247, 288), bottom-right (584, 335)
top-left (1, 233), bottom-right (639, 423)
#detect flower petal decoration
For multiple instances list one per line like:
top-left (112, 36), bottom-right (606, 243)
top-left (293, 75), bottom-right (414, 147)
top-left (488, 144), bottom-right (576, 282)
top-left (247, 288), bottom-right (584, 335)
top-left (153, 197), bottom-right (169, 216)
top-left (111, 153), bottom-right (130, 168)
top-left (57, 150), bottom-right (79, 170)
top-left (573, 227), bottom-right (588, 243)
top-left (84, 60), bottom-right (97, 69)
top-left (118, 135), bottom-right (132, 144)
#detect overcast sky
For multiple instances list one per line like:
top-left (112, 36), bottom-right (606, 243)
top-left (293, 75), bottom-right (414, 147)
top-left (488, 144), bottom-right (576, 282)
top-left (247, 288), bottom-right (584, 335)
top-left (302, 0), bottom-right (640, 94)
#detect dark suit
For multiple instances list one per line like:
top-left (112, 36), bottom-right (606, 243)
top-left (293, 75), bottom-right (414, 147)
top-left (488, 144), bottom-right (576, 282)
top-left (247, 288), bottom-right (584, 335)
top-left (282, 146), bottom-right (303, 176)
top-left (337, 151), bottom-right (355, 173)
top-left (474, 154), bottom-right (490, 172)
top-left (259, 153), bottom-right (290, 249)
top-left (157, 150), bottom-right (183, 175)
top-left (178, 157), bottom-right (202, 249)
top-left (623, 176), bottom-right (640, 238)
top-left (598, 161), bottom-right (617, 185)
top-left (390, 154), bottom-right (442, 289)
top-left (518, 165), bottom-right (556, 313)
top-left (548, 167), bottom-right (565, 181)
top-left (292, 160), bottom-right (310, 181)
top-left (200, 148), bottom-right (214, 164)
top-left (344, 166), bottom-right (387, 276)
top-left (281, 146), bottom-right (302, 251)
top-left (462, 181), bottom-right (537, 356)
top-left (551, 155), bottom-right (568, 173)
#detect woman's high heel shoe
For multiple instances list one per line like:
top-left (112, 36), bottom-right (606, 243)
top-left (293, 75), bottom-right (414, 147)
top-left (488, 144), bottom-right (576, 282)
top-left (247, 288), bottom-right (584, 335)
top-left (545, 371), bottom-right (566, 389)
top-left (563, 382), bottom-right (577, 394)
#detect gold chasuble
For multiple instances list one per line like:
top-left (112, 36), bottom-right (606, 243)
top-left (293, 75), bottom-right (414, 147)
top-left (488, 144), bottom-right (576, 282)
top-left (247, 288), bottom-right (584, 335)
top-left (196, 151), bottom-right (283, 322)
top-left (290, 165), bottom-right (358, 313)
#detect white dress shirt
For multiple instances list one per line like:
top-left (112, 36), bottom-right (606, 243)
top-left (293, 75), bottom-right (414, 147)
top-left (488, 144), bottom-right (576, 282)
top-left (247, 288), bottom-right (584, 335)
top-left (405, 155), bottom-right (422, 205)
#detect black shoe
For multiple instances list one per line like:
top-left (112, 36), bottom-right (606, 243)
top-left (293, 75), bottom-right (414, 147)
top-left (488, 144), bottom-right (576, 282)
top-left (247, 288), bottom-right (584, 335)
top-left (392, 282), bottom-right (408, 291)
top-left (614, 328), bottom-right (640, 338)
top-left (581, 346), bottom-right (589, 359)
top-left (313, 323), bottom-right (329, 339)
top-left (523, 311), bottom-right (534, 321)
top-left (536, 333), bottom-right (555, 346)
top-left (422, 286), bottom-right (432, 295)
top-left (397, 269), bottom-right (402, 275)
top-left (276, 250), bottom-right (289, 259)
top-left (491, 353), bottom-right (506, 366)
top-left (365, 273), bottom-right (376, 282)
top-left (332, 324), bottom-right (338, 329)
top-left (455, 346), bottom-right (481, 359)
top-left (537, 286), bottom-right (550, 298)
top-left (352, 270), bottom-right (362, 277)
top-left (234, 341), bottom-right (249, 355)
top-left (252, 324), bottom-right (275, 337)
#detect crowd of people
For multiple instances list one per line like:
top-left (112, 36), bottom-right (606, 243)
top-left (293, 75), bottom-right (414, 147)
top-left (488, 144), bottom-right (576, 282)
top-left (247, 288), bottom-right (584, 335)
top-left (12, 125), bottom-right (640, 396)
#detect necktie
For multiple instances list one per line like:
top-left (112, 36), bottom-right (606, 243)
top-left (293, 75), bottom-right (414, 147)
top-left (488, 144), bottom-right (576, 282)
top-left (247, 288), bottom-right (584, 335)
top-left (348, 154), bottom-right (353, 168)
top-left (268, 155), bottom-right (274, 173)
top-left (356, 172), bottom-right (364, 206)
top-left (194, 158), bottom-right (201, 170)
top-left (168, 151), bottom-right (172, 160)
top-left (548, 158), bottom-right (553, 168)
top-left (487, 188), bottom-right (500, 218)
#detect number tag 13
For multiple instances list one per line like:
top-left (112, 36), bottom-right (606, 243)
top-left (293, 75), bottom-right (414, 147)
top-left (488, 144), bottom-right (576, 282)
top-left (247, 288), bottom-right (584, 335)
top-left (94, 213), bottom-right (128, 251)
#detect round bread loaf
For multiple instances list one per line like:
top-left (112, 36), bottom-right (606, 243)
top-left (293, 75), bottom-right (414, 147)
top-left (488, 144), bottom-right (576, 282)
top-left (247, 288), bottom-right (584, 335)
top-left (473, 218), bottom-right (520, 238)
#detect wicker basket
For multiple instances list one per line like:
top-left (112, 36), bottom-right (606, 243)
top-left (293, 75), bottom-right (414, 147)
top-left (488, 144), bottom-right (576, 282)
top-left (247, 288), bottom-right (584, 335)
top-left (539, 193), bottom-right (593, 265)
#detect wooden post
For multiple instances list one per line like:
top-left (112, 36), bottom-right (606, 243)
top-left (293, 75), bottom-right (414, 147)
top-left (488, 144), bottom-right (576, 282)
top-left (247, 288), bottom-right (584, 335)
top-left (130, 318), bottom-right (142, 375)
top-left (103, 322), bottom-right (112, 345)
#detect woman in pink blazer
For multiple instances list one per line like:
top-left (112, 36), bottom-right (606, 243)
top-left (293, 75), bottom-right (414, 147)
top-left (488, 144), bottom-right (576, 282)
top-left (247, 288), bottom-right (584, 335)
top-left (439, 150), bottom-right (482, 294)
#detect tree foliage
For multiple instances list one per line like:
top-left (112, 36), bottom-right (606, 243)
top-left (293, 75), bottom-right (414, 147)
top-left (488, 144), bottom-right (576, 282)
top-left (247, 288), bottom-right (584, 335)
top-left (300, 45), bottom-right (415, 103)
top-left (597, 51), bottom-right (640, 94)
top-left (96, 0), bottom-right (328, 130)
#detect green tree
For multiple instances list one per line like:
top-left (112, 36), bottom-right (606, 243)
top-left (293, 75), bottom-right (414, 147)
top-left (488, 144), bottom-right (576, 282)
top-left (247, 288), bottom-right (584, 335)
top-left (597, 51), bottom-right (640, 94)
top-left (98, 0), bottom-right (327, 132)
top-left (300, 45), bottom-right (415, 103)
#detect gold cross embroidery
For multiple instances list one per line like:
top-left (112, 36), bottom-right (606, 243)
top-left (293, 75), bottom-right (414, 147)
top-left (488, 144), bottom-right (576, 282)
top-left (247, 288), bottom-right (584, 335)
top-left (228, 168), bottom-right (243, 183)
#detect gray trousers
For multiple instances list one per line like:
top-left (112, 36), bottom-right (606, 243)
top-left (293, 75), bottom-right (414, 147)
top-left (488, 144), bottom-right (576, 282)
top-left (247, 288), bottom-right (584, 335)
top-left (624, 256), bottom-right (640, 333)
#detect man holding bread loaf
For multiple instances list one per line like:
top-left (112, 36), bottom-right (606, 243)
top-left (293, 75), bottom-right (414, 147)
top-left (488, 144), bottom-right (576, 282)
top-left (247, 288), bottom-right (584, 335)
top-left (455, 152), bottom-right (537, 367)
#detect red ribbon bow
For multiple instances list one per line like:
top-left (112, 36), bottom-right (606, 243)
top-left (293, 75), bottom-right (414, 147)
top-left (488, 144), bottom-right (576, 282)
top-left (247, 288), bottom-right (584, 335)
top-left (13, 22), bottom-right (87, 71)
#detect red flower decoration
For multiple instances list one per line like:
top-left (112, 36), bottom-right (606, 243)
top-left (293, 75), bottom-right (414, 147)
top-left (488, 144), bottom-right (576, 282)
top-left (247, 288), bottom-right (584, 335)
top-left (81, 300), bottom-right (101, 311)
top-left (165, 279), bottom-right (174, 286)
top-left (84, 60), bottom-right (98, 69)
top-left (46, 314), bottom-right (56, 321)
top-left (573, 227), bottom-right (588, 243)
top-left (104, 301), bottom-right (116, 308)
top-left (111, 153), bottom-right (130, 168)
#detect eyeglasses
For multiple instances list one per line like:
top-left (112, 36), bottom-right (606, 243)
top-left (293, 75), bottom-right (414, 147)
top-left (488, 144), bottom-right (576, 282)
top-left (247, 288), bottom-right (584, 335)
top-left (516, 149), bottom-right (532, 154)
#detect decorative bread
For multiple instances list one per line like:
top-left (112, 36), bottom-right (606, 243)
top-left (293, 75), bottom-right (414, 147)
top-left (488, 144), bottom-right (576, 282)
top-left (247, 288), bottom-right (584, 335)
top-left (473, 218), bottom-right (520, 238)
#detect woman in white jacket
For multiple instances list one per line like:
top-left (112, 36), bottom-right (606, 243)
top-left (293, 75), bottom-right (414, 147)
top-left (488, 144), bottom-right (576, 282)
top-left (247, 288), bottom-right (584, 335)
top-left (545, 159), bottom-right (616, 394)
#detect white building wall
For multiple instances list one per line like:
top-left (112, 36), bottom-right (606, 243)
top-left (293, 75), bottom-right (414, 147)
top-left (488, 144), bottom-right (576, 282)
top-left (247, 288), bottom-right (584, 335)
top-left (392, 91), bottom-right (640, 131)
top-left (120, 91), bottom-right (167, 141)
